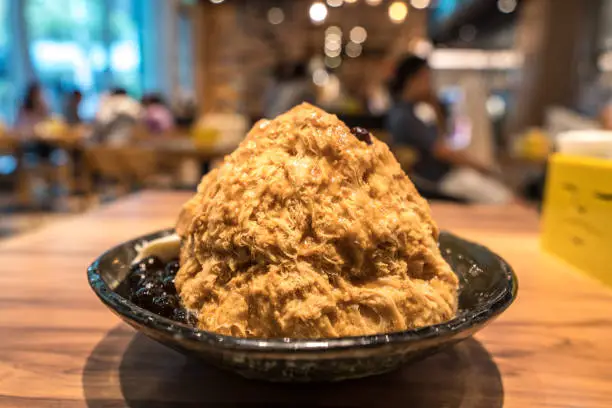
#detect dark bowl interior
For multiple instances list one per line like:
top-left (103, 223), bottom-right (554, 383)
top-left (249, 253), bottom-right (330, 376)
top-left (88, 229), bottom-right (517, 382)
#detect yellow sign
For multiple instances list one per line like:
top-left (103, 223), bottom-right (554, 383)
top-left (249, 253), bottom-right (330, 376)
top-left (541, 154), bottom-right (612, 287)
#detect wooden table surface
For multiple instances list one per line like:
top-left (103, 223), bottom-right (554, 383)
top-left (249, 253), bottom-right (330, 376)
top-left (1, 191), bottom-right (611, 407)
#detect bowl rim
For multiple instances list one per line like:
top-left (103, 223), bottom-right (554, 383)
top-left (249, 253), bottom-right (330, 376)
top-left (87, 228), bottom-right (518, 353)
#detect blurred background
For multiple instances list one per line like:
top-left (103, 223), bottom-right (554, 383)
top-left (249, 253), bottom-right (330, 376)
top-left (0, 0), bottom-right (609, 237)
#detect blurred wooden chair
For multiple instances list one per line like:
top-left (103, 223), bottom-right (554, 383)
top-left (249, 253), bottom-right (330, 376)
top-left (83, 146), bottom-right (132, 197)
top-left (0, 134), bottom-right (36, 209)
top-left (118, 147), bottom-right (159, 188)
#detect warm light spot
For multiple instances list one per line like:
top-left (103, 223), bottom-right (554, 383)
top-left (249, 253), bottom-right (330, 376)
top-left (350, 26), bottom-right (367, 44)
top-left (389, 2), bottom-right (408, 23)
top-left (310, 2), bottom-right (328, 23)
top-left (410, 0), bottom-right (430, 10)
top-left (325, 26), bottom-right (342, 36)
top-left (327, 0), bottom-right (344, 7)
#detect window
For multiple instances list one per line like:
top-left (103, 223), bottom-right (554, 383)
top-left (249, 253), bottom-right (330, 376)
top-left (26, 0), bottom-right (105, 118)
top-left (177, 11), bottom-right (194, 95)
top-left (108, 0), bottom-right (143, 97)
top-left (25, 0), bottom-right (144, 119)
top-left (0, 0), bottom-right (180, 122)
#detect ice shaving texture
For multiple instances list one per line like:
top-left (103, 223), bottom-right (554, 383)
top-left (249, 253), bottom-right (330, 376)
top-left (175, 103), bottom-right (458, 338)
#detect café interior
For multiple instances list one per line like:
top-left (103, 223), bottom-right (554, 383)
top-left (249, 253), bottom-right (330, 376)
top-left (1, 0), bottom-right (612, 406)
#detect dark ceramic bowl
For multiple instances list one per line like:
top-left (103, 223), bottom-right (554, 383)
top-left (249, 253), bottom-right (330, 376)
top-left (88, 229), bottom-right (517, 382)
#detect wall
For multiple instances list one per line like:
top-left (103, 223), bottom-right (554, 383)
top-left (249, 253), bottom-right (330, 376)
top-left (193, 0), bottom-right (427, 115)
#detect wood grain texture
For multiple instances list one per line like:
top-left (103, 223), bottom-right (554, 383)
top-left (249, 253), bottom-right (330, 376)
top-left (1, 191), bottom-right (611, 407)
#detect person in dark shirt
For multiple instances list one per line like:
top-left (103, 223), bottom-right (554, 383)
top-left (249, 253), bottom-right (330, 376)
top-left (387, 54), bottom-right (513, 204)
top-left (63, 90), bottom-right (83, 125)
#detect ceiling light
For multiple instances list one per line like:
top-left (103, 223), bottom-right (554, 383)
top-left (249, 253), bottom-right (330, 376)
top-left (325, 39), bottom-right (342, 52)
top-left (310, 2), bottom-right (328, 24)
top-left (410, 0), bottom-right (430, 9)
top-left (389, 2), bottom-right (408, 23)
top-left (325, 47), bottom-right (342, 57)
top-left (350, 26), bottom-right (367, 43)
top-left (325, 26), bottom-right (342, 36)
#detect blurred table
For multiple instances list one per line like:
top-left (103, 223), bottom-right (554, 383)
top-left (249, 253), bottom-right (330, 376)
top-left (145, 137), bottom-right (237, 161)
top-left (0, 191), bottom-right (611, 407)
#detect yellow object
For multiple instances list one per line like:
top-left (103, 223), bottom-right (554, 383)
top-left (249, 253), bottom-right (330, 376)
top-left (35, 117), bottom-right (68, 140)
top-left (515, 128), bottom-right (551, 161)
top-left (191, 124), bottom-right (219, 149)
top-left (541, 154), bottom-right (612, 287)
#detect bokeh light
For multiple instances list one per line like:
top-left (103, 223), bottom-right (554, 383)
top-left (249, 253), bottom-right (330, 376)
top-left (389, 2), bottom-right (408, 23)
top-left (326, 26), bottom-right (342, 36)
top-left (345, 42), bottom-right (363, 58)
top-left (327, 0), bottom-right (344, 7)
top-left (267, 8), bottom-right (285, 25)
top-left (410, 0), bottom-right (430, 10)
top-left (312, 68), bottom-right (330, 86)
top-left (325, 36), bottom-right (342, 51)
top-left (310, 2), bottom-right (328, 24)
top-left (497, 0), bottom-right (517, 13)
top-left (349, 26), bottom-right (367, 44)
top-left (486, 95), bottom-right (506, 118)
top-left (325, 55), bottom-right (342, 68)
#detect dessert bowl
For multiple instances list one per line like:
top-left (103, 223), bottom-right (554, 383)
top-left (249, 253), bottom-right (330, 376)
top-left (87, 228), bottom-right (517, 382)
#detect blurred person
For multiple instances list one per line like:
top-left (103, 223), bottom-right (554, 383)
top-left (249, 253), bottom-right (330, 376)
top-left (63, 90), bottom-right (83, 125)
top-left (96, 88), bottom-right (141, 124)
top-left (173, 91), bottom-right (198, 128)
top-left (93, 87), bottom-right (141, 146)
top-left (263, 62), bottom-right (316, 118)
top-left (15, 82), bottom-right (49, 137)
top-left (14, 82), bottom-right (59, 165)
top-left (141, 93), bottom-right (174, 134)
top-left (387, 55), bottom-right (513, 204)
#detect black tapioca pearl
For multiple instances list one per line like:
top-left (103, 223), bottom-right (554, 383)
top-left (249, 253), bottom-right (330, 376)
top-left (351, 127), bottom-right (372, 145)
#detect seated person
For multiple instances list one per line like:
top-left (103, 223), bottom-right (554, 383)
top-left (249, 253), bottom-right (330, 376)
top-left (14, 82), bottom-right (56, 161)
top-left (386, 55), bottom-right (513, 204)
top-left (15, 82), bottom-right (49, 138)
top-left (92, 88), bottom-right (141, 146)
top-left (141, 93), bottom-right (174, 134)
top-left (63, 89), bottom-right (83, 126)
